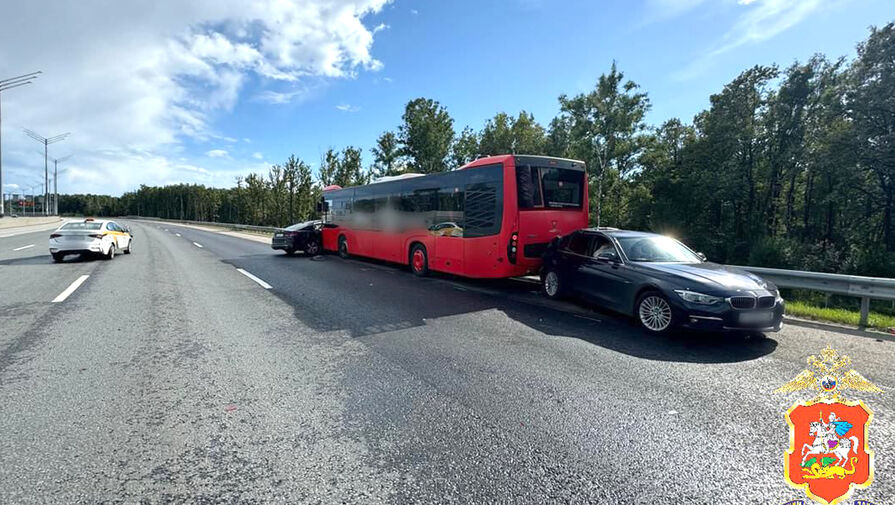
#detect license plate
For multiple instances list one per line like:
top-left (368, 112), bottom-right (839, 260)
top-left (274, 233), bottom-right (283, 237)
top-left (739, 311), bottom-right (774, 324)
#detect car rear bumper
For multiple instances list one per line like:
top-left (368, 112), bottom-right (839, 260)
top-left (48, 248), bottom-right (103, 255)
top-left (272, 232), bottom-right (318, 251)
top-left (271, 237), bottom-right (295, 250)
top-left (49, 239), bottom-right (104, 254)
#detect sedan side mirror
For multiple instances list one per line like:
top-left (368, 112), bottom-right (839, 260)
top-left (596, 251), bottom-right (619, 263)
top-left (697, 252), bottom-right (707, 262)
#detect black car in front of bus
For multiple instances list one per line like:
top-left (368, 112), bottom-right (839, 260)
top-left (271, 220), bottom-right (323, 255)
top-left (540, 229), bottom-right (785, 334)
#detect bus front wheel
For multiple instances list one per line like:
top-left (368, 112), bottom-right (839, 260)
top-left (410, 244), bottom-right (429, 277)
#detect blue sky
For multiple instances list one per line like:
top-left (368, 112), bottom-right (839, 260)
top-left (1, 0), bottom-right (893, 196)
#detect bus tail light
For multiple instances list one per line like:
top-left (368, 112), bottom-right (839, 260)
top-left (508, 232), bottom-right (519, 264)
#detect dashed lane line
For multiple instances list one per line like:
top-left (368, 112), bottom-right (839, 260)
top-left (52, 275), bottom-right (90, 303)
top-left (236, 268), bottom-right (272, 289)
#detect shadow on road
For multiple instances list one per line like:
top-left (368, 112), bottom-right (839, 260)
top-left (0, 253), bottom-right (103, 266)
top-left (242, 252), bottom-right (777, 365)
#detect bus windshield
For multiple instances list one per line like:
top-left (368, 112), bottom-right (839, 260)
top-left (516, 165), bottom-right (584, 209)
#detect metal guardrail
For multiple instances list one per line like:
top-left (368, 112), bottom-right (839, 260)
top-left (124, 216), bottom-right (281, 233)
top-left (737, 266), bottom-right (895, 328)
top-left (124, 216), bottom-right (894, 328)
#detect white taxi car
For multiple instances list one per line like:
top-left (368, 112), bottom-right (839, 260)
top-left (48, 218), bottom-right (133, 262)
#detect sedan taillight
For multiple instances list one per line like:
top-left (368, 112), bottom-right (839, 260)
top-left (89, 233), bottom-right (104, 239)
top-left (50, 233), bottom-right (61, 239)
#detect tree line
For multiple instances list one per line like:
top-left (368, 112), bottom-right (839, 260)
top-left (61, 23), bottom-right (895, 277)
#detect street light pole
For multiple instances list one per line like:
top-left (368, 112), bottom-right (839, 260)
top-left (0, 71), bottom-right (40, 218)
top-left (24, 128), bottom-right (69, 216)
top-left (50, 155), bottom-right (71, 216)
top-left (29, 184), bottom-right (38, 216)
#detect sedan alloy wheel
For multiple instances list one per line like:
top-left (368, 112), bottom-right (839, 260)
top-left (637, 293), bottom-right (673, 332)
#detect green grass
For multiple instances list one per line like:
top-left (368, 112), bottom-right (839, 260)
top-left (786, 300), bottom-right (895, 332)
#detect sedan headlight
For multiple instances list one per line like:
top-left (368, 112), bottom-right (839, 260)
top-left (674, 289), bottom-right (722, 305)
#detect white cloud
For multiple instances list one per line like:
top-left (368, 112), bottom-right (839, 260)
top-left (672, 0), bottom-right (829, 79)
top-left (711, 0), bottom-right (824, 56)
top-left (643, 0), bottom-right (709, 21)
top-left (0, 0), bottom-right (392, 195)
top-left (206, 149), bottom-right (229, 158)
top-left (254, 88), bottom-right (315, 104)
top-left (335, 103), bottom-right (361, 112)
top-left (252, 152), bottom-right (264, 160)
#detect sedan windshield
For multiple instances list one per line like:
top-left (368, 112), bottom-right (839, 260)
top-left (616, 236), bottom-right (701, 263)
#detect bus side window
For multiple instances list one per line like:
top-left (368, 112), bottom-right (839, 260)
top-left (436, 185), bottom-right (464, 230)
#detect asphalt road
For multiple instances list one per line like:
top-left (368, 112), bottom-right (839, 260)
top-left (0, 220), bottom-right (892, 504)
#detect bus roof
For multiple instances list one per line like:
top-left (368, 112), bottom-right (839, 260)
top-left (323, 154), bottom-right (586, 193)
top-left (458, 154), bottom-right (585, 171)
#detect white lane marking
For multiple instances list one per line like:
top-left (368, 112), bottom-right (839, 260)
top-left (236, 268), bottom-right (272, 289)
top-left (192, 242), bottom-right (203, 248)
top-left (13, 244), bottom-right (35, 251)
top-left (175, 233), bottom-right (181, 237)
top-left (52, 275), bottom-right (90, 303)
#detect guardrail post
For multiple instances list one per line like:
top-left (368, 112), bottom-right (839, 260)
top-left (859, 297), bottom-right (870, 328)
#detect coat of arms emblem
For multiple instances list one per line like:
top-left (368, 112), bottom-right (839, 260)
top-left (776, 346), bottom-right (883, 504)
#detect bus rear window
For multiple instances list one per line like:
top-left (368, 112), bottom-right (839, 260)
top-left (516, 166), bottom-right (583, 209)
top-left (541, 167), bottom-right (583, 208)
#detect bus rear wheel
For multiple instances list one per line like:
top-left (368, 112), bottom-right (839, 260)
top-left (338, 236), bottom-right (349, 258)
top-left (410, 244), bottom-right (429, 277)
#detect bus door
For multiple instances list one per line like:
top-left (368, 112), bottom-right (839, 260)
top-left (432, 184), bottom-right (464, 273)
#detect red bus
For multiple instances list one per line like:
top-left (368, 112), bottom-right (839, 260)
top-left (320, 154), bottom-right (588, 278)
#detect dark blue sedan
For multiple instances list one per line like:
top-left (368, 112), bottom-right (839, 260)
top-left (540, 228), bottom-right (785, 334)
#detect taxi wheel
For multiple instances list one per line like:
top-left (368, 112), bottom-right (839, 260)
top-left (106, 244), bottom-right (116, 260)
top-left (124, 239), bottom-right (132, 254)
